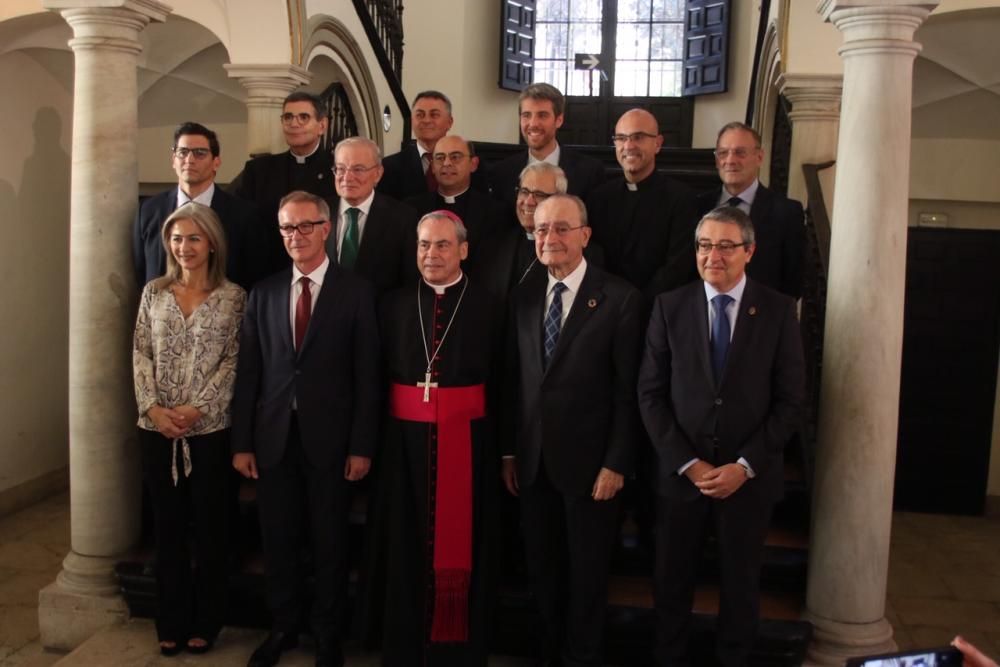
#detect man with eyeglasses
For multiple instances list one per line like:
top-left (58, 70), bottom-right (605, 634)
top-left (504, 193), bottom-right (641, 667)
top-left (697, 122), bottom-right (805, 298)
top-left (637, 206), bottom-right (805, 667)
top-left (489, 83), bottom-right (606, 210)
top-left (587, 108), bottom-right (699, 307)
top-left (232, 190), bottom-right (379, 667)
top-left (233, 91), bottom-right (337, 274)
top-left (404, 135), bottom-right (504, 272)
top-left (133, 121), bottom-right (267, 290)
top-left (326, 136), bottom-right (419, 295)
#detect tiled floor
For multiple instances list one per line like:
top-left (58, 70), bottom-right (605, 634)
top-left (1, 491), bottom-right (998, 665)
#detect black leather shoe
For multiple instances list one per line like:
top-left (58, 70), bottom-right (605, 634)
top-left (247, 631), bottom-right (298, 667)
top-left (314, 637), bottom-right (343, 667)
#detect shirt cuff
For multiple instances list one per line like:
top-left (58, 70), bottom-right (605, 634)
top-left (677, 458), bottom-right (699, 475)
top-left (737, 457), bottom-right (756, 479)
top-left (502, 455), bottom-right (515, 460)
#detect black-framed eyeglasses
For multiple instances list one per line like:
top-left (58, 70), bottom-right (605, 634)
top-left (696, 240), bottom-right (750, 256)
top-left (278, 221), bottom-right (325, 237)
top-left (713, 147), bottom-right (757, 160)
top-left (173, 147), bottom-right (212, 160)
top-left (611, 131), bottom-right (658, 144)
top-left (333, 164), bottom-right (379, 178)
top-left (535, 223), bottom-right (586, 238)
top-left (515, 186), bottom-right (555, 201)
top-left (432, 152), bottom-right (468, 164)
top-left (280, 112), bottom-right (316, 125)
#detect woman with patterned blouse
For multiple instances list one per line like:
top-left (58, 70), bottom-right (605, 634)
top-left (133, 202), bottom-right (246, 656)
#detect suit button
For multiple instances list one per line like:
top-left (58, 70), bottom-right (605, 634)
top-left (295, 370), bottom-right (302, 376)
top-left (714, 398), bottom-right (723, 406)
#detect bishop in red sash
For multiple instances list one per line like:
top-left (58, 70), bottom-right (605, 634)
top-left (367, 210), bottom-right (501, 667)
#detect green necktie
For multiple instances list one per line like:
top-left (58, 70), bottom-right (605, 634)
top-left (341, 207), bottom-right (360, 270)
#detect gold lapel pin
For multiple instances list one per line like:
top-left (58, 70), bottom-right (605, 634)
top-left (588, 298), bottom-right (597, 308)
top-left (748, 306), bottom-right (757, 316)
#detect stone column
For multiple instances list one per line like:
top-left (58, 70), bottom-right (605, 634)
top-left (37, 0), bottom-right (170, 651)
top-left (805, 2), bottom-right (938, 665)
top-left (777, 73), bottom-right (842, 205)
top-left (224, 64), bottom-right (312, 156)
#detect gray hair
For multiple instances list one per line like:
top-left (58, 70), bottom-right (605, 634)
top-left (535, 193), bottom-right (588, 227)
top-left (417, 211), bottom-right (468, 243)
top-left (278, 190), bottom-right (331, 220)
top-left (695, 206), bottom-right (755, 245)
top-left (518, 162), bottom-right (568, 194)
top-left (334, 136), bottom-right (383, 165)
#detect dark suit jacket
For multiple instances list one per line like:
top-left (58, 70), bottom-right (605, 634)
top-left (379, 143), bottom-right (492, 201)
top-left (637, 278), bottom-right (805, 502)
top-left (697, 184), bottom-right (805, 298)
top-left (230, 262), bottom-right (380, 471)
top-left (489, 145), bottom-right (607, 209)
top-left (505, 263), bottom-right (642, 496)
top-left (132, 187), bottom-right (268, 290)
top-left (233, 149), bottom-right (337, 273)
top-left (326, 192), bottom-right (420, 296)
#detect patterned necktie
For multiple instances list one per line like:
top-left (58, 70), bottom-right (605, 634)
top-left (711, 294), bottom-right (734, 382)
top-left (543, 282), bottom-right (568, 367)
top-left (423, 153), bottom-right (438, 192)
top-left (295, 276), bottom-right (312, 350)
top-left (341, 207), bottom-right (360, 270)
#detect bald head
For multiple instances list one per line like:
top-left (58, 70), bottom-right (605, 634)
top-left (432, 135), bottom-right (479, 196)
top-left (614, 108), bottom-right (663, 183)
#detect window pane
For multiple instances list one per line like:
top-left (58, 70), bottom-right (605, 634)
top-left (534, 59), bottom-right (570, 92)
top-left (616, 22), bottom-right (650, 60)
top-left (570, 21), bottom-right (602, 55)
top-left (617, 0), bottom-right (651, 21)
top-left (649, 60), bottom-right (681, 97)
top-left (536, 22), bottom-right (569, 60)
top-left (537, 0), bottom-right (569, 21)
top-left (569, 0), bottom-right (602, 21)
top-left (568, 68), bottom-right (601, 96)
top-left (614, 60), bottom-right (649, 96)
top-left (650, 22), bottom-right (683, 59)
top-left (652, 0), bottom-right (684, 20)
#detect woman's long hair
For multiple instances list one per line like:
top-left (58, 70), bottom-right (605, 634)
top-left (153, 202), bottom-right (228, 290)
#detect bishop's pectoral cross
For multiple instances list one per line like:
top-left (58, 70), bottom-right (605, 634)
top-left (417, 371), bottom-right (438, 402)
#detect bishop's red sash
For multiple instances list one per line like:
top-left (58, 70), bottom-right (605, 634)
top-left (389, 382), bottom-right (486, 643)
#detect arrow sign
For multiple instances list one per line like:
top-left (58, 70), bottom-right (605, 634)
top-left (574, 53), bottom-right (601, 70)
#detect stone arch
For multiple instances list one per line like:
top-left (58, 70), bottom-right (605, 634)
top-left (302, 15), bottom-right (384, 149)
top-left (752, 19), bottom-right (783, 183)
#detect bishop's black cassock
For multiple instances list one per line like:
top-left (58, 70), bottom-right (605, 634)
top-left (368, 275), bottom-right (501, 667)
top-left (404, 188), bottom-right (506, 276)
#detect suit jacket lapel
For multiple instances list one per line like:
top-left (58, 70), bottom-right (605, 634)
top-left (520, 269), bottom-right (546, 379)
top-left (354, 194), bottom-right (383, 273)
top-left (690, 284), bottom-right (714, 386)
top-left (544, 265), bottom-right (602, 375)
top-left (721, 279), bottom-right (758, 387)
top-left (297, 265), bottom-right (340, 356)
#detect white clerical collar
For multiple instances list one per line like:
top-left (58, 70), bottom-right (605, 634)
top-left (528, 143), bottom-right (560, 166)
top-left (720, 179), bottom-right (760, 207)
top-left (339, 189), bottom-right (375, 217)
top-left (292, 254), bottom-right (331, 288)
top-left (439, 186), bottom-right (469, 204)
top-left (524, 230), bottom-right (535, 240)
top-left (424, 271), bottom-right (464, 295)
top-left (703, 272), bottom-right (747, 304)
top-left (547, 256), bottom-right (587, 294)
top-left (177, 182), bottom-right (215, 208)
top-left (290, 141), bottom-right (321, 165)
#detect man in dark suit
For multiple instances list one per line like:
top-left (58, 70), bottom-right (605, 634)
top-left (231, 190), bottom-right (380, 667)
top-left (327, 136), bottom-right (419, 295)
top-left (233, 92), bottom-right (337, 274)
top-left (588, 108), bottom-right (699, 307)
top-left (489, 83), bottom-right (606, 210)
top-left (637, 206), bottom-right (805, 667)
top-left (696, 122), bottom-right (805, 298)
top-left (503, 194), bottom-right (641, 667)
top-left (133, 122), bottom-right (267, 290)
top-left (378, 90), bottom-right (453, 201)
top-left (404, 135), bottom-right (504, 272)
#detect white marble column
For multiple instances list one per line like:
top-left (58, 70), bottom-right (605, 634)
top-left (804, 2), bottom-right (938, 665)
top-left (224, 64), bottom-right (312, 156)
top-left (38, 0), bottom-right (170, 650)
top-left (777, 73), bottom-right (842, 205)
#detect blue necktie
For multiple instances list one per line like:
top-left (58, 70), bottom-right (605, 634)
top-left (543, 282), bottom-right (567, 367)
top-left (711, 294), bottom-right (734, 382)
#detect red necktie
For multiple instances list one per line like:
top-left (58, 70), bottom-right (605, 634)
top-left (295, 276), bottom-right (311, 350)
top-left (424, 153), bottom-right (438, 192)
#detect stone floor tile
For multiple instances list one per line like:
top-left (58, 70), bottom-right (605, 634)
top-left (891, 597), bottom-right (1000, 633)
top-left (0, 606), bottom-right (40, 655)
top-left (0, 543), bottom-right (64, 575)
top-left (887, 560), bottom-right (953, 598)
top-left (939, 572), bottom-right (1000, 603)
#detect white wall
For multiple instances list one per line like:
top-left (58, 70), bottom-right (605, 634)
top-left (0, 48), bottom-right (72, 496)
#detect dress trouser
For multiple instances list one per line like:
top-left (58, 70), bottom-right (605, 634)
top-left (519, 464), bottom-right (623, 667)
top-left (139, 427), bottom-right (230, 643)
top-left (256, 415), bottom-right (350, 647)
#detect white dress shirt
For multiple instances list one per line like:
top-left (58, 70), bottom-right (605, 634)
top-left (544, 257), bottom-right (587, 328)
top-left (335, 190), bottom-right (376, 261)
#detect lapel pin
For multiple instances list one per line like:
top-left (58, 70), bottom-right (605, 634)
top-left (748, 306), bottom-right (757, 316)
top-left (317, 173), bottom-right (324, 180)
top-left (588, 298), bottom-right (597, 308)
